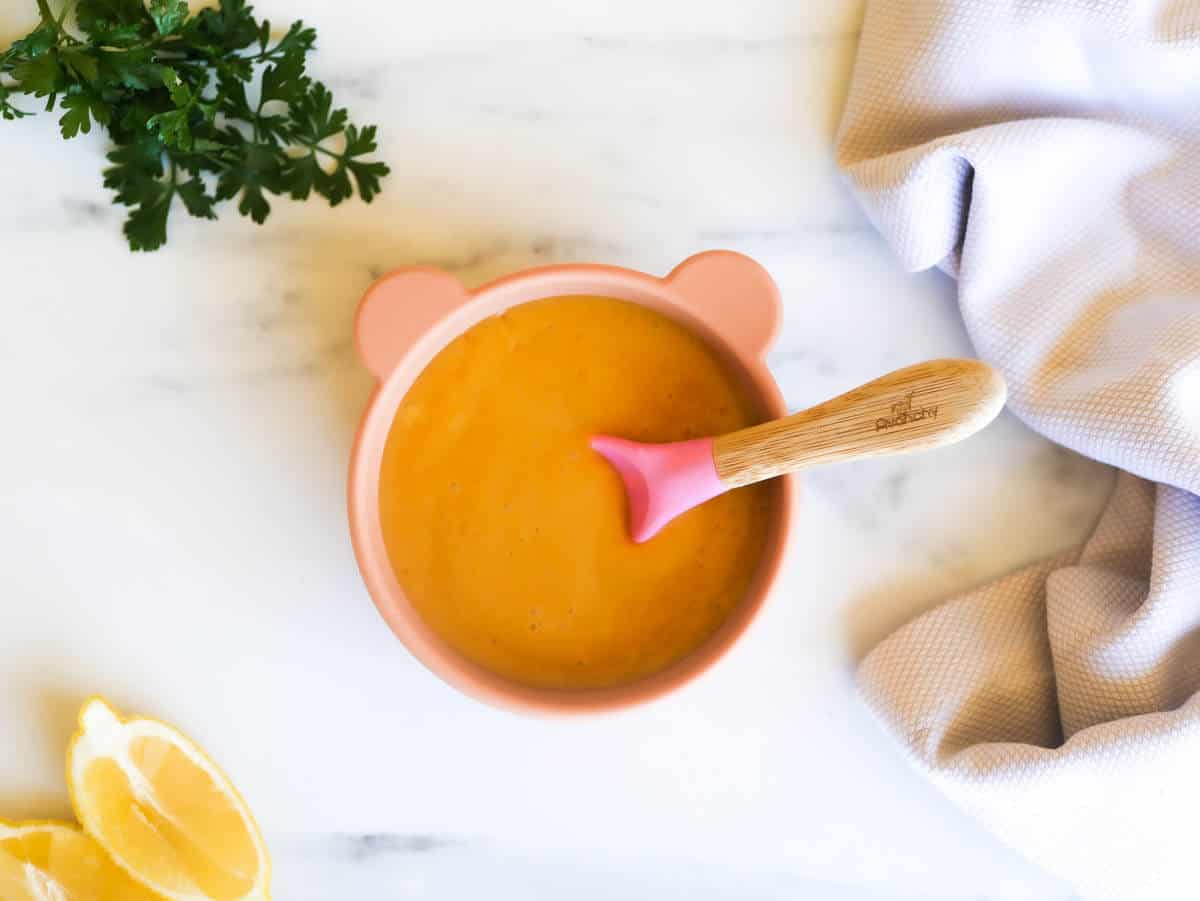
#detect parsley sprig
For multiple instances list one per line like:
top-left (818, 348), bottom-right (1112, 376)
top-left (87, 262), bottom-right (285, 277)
top-left (0, 0), bottom-right (389, 250)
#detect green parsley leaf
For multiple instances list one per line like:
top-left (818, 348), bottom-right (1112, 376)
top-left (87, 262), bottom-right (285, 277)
top-left (61, 49), bottom-right (100, 84)
top-left (148, 0), bottom-right (189, 36)
top-left (290, 81), bottom-right (346, 144)
top-left (124, 184), bottom-right (172, 251)
top-left (177, 176), bottom-right (218, 219)
top-left (147, 106), bottom-right (192, 149)
top-left (13, 51), bottom-right (61, 97)
top-left (103, 133), bottom-right (174, 251)
top-left (236, 182), bottom-right (270, 223)
top-left (77, 0), bottom-right (150, 32)
top-left (266, 21), bottom-right (317, 60)
top-left (281, 151), bottom-right (319, 201)
top-left (349, 161), bottom-right (389, 204)
top-left (103, 131), bottom-right (166, 205)
top-left (76, 0), bottom-right (153, 47)
top-left (7, 23), bottom-right (56, 59)
top-left (259, 50), bottom-right (308, 106)
top-left (0, 85), bottom-right (32, 120)
top-left (2, 0), bottom-right (389, 250)
top-left (192, 0), bottom-right (259, 52)
top-left (216, 141), bottom-right (282, 223)
top-left (100, 48), bottom-right (163, 92)
top-left (59, 91), bottom-right (111, 138)
top-left (161, 68), bottom-right (192, 107)
top-left (344, 124), bottom-right (392, 204)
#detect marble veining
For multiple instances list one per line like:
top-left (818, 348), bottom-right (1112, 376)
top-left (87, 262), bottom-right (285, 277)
top-left (334, 833), bottom-right (461, 861)
top-left (0, 1), bottom-right (1101, 898)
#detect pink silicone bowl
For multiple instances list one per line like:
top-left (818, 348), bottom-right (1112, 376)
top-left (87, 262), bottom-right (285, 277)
top-left (348, 250), bottom-right (795, 715)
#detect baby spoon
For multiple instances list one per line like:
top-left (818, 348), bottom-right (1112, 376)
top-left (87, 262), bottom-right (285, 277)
top-left (592, 358), bottom-right (1007, 542)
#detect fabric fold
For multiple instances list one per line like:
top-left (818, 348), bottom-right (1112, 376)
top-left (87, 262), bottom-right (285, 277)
top-left (838, 2), bottom-right (1200, 897)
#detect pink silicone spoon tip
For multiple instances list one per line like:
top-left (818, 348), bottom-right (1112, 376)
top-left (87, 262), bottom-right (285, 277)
top-left (589, 435), bottom-right (728, 543)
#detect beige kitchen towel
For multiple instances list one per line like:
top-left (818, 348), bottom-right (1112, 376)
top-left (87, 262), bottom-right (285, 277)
top-left (836, 2), bottom-right (1200, 898)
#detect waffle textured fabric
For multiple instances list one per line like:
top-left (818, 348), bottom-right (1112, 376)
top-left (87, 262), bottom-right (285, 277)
top-left (837, 3), bottom-right (1200, 898)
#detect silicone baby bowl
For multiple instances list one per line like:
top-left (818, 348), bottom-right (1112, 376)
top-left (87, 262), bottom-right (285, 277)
top-left (348, 251), bottom-right (794, 714)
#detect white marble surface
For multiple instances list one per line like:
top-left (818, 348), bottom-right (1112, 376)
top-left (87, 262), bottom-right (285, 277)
top-left (0, 2), bottom-right (1114, 898)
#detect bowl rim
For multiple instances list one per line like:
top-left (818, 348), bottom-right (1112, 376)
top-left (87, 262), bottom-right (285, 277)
top-left (347, 253), bottom-right (795, 716)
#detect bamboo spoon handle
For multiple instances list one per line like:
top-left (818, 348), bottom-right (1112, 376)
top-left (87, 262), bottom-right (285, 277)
top-left (713, 358), bottom-right (1007, 488)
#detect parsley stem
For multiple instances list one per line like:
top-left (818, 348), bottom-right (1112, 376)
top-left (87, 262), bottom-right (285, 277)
top-left (298, 142), bottom-right (345, 163)
top-left (244, 48), bottom-right (287, 64)
top-left (54, 0), bottom-right (78, 32)
top-left (42, 0), bottom-right (85, 46)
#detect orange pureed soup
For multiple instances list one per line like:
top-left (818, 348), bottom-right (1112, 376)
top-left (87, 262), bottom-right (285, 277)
top-left (378, 296), bottom-right (774, 689)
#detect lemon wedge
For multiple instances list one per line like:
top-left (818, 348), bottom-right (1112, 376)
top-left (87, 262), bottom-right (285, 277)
top-left (67, 698), bottom-right (271, 901)
top-left (0, 820), bottom-right (161, 901)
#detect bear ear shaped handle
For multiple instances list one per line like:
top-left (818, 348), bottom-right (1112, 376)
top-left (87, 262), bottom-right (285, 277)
top-left (355, 253), bottom-right (781, 380)
top-left (665, 251), bottom-right (782, 360)
top-left (355, 268), bottom-right (470, 381)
